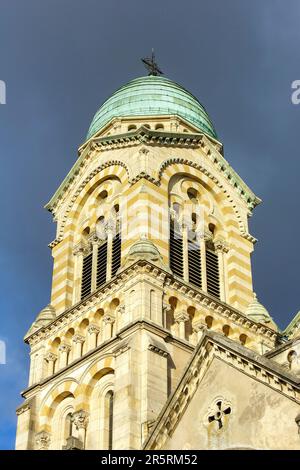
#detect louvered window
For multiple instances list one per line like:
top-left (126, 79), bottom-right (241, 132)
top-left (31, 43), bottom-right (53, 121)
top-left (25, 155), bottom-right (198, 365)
top-left (170, 224), bottom-right (184, 278)
top-left (206, 249), bottom-right (220, 299)
top-left (81, 252), bottom-right (92, 300)
top-left (111, 232), bottom-right (121, 277)
top-left (188, 239), bottom-right (201, 287)
top-left (96, 241), bottom-right (107, 288)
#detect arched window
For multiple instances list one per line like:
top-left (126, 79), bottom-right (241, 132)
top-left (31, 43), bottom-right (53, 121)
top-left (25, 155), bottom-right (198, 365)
top-left (169, 218), bottom-right (184, 279)
top-left (104, 391), bottom-right (114, 450)
top-left (128, 124), bottom-right (137, 131)
top-left (65, 412), bottom-right (73, 439)
top-left (81, 250), bottom-right (93, 300)
top-left (205, 243), bottom-right (220, 299)
top-left (155, 123), bottom-right (164, 130)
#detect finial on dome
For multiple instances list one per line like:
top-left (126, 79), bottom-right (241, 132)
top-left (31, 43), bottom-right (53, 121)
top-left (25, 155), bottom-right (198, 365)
top-left (141, 49), bottom-right (163, 76)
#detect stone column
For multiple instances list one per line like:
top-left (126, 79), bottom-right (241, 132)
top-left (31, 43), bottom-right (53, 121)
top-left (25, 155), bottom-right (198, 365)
top-left (72, 334), bottom-right (85, 360)
top-left (72, 410), bottom-right (89, 448)
top-left (116, 304), bottom-right (125, 330)
top-left (103, 313), bottom-right (115, 341)
top-left (214, 238), bottom-right (229, 303)
top-left (45, 352), bottom-right (57, 376)
top-left (35, 431), bottom-right (51, 450)
top-left (200, 235), bottom-right (207, 292)
top-left (192, 321), bottom-right (206, 344)
top-left (181, 221), bottom-right (189, 283)
top-left (87, 324), bottom-right (100, 350)
top-left (105, 220), bottom-right (114, 282)
top-left (174, 310), bottom-right (189, 340)
top-left (58, 343), bottom-right (71, 369)
top-left (89, 231), bottom-right (100, 292)
top-left (72, 242), bottom-right (86, 304)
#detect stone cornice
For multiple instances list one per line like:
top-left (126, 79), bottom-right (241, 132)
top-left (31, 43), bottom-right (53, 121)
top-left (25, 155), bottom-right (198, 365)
top-left (143, 330), bottom-right (300, 450)
top-left (265, 337), bottom-right (300, 359)
top-left (45, 127), bottom-right (260, 219)
top-left (25, 260), bottom-right (278, 347)
top-left (21, 319), bottom-right (192, 398)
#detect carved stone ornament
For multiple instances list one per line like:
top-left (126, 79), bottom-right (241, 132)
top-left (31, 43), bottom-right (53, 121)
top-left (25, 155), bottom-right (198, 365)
top-left (72, 241), bottom-right (88, 256)
top-left (72, 410), bottom-right (89, 430)
top-left (35, 431), bottom-right (51, 450)
top-left (103, 313), bottom-right (116, 325)
top-left (45, 352), bottom-right (58, 362)
top-left (174, 310), bottom-right (190, 323)
top-left (58, 343), bottom-right (72, 354)
top-left (116, 304), bottom-right (125, 315)
top-left (206, 397), bottom-right (232, 431)
top-left (87, 324), bottom-right (100, 335)
top-left (72, 334), bottom-right (85, 344)
top-left (214, 238), bottom-right (229, 253)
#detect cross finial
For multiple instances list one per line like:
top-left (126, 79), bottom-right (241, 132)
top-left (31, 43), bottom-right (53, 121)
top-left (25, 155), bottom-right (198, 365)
top-left (141, 49), bottom-right (163, 76)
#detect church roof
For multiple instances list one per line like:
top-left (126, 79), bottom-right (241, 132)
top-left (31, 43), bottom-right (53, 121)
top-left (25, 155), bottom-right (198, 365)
top-left (86, 75), bottom-right (217, 140)
top-left (24, 304), bottom-right (56, 340)
top-left (245, 293), bottom-right (277, 329)
top-left (143, 329), bottom-right (300, 450)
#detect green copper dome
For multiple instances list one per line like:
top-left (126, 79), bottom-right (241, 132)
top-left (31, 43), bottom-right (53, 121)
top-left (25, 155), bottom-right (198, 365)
top-left (87, 75), bottom-right (217, 140)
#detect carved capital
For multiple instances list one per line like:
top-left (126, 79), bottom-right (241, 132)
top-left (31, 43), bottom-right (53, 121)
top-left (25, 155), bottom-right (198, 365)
top-left (58, 343), bottom-right (71, 354)
top-left (45, 352), bottom-right (58, 362)
top-left (214, 238), bottom-right (229, 253)
top-left (192, 321), bottom-right (206, 333)
top-left (72, 334), bottom-right (85, 344)
top-left (103, 313), bottom-right (116, 325)
top-left (73, 241), bottom-right (87, 256)
top-left (72, 410), bottom-right (89, 430)
top-left (88, 230), bottom-right (101, 246)
top-left (116, 304), bottom-right (125, 315)
top-left (87, 324), bottom-right (100, 335)
top-left (174, 310), bottom-right (189, 323)
top-left (35, 431), bottom-right (51, 450)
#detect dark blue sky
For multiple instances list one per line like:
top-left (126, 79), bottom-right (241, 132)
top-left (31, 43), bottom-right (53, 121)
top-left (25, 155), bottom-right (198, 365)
top-left (1, 0), bottom-right (300, 449)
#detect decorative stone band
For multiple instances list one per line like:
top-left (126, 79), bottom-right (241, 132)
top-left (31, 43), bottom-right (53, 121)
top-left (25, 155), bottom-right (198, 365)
top-left (25, 260), bottom-right (278, 348)
top-left (143, 331), bottom-right (300, 450)
top-left (148, 344), bottom-right (169, 357)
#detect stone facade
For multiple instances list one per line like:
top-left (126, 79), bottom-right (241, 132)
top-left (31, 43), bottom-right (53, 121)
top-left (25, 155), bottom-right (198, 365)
top-left (15, 76), bottom-right (300, 450)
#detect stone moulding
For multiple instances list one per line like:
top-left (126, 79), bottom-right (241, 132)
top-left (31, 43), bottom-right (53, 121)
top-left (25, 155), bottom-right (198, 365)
top-left (25, 260), bottom-right (278, 348)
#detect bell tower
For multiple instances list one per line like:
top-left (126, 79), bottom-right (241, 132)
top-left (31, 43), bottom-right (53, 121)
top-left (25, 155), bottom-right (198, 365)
top-left (16, 74), bottom-right (279, 450)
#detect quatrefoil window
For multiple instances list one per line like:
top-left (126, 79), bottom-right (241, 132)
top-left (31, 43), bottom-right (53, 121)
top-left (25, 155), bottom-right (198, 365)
top-left (207, 398), bottom-right (232, 429)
